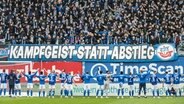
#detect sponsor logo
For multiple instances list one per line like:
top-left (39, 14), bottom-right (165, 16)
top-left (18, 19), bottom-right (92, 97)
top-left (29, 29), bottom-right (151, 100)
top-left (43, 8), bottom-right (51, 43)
top-left (156, 44), bottom-right (175, 60)
top-left (85, 58), bottom-right (184, 83)
top-left (90, 63), bottom-right (108, 76)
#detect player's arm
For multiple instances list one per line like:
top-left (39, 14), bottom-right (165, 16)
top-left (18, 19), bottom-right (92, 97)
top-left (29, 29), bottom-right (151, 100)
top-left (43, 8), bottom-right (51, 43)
top-left (112, 74), bottom-right (119, 78)
top-left (104, 75), bottom-right (108, 81)
top-left (55, 73), bottom-right (59, 80)
top-left (110, 73), bottom-right (115, 81)
top-left (157, 77), bottom-right (161, 83)
top-left (35, 72), bottom-right (40, 78)
top-left (145, 70), bottom-right (151, 76)
top-left (162, 78), bottom-right (165, 87)
top-left (36, 75), bottom-right (40, 78)
top-left (17, 74), bottom-right (21, 80)
top-left (124, 75), bottom-right (130, 78)
top-left (64, 78), bottom-right (67, 84)
top-left (6, 74), bottom-right (8, 80)
top-left (47, 73), bottom-right (50, 77)
top-left (133, 75), bottom-right (137, 78)
top-left (43, 75), bottom-right (47, 79)
top-left (81, 75), bottom-right (85, 82)
top-left (58, 73), bottom-right (62, 80)
top-left (43, 68), bottom-right (49, 75)
top-left (6, 73), bottom-right (8, 80)
top-left (21, 71), bottom-right (27, 77)
top-left (14, 74), bottom-right (17, 80)
top-left (149, 76), bottom-right (151, 83)
top-left (134, 73), bottom-right (140, 79)
top-left (19, 74), bottom-right (22, 79)
top-left (170, 74), bottom-right (174, 85)
top-left (93, 71), bottom-right (99, 78)
top-left (108, 73), bottom-right (114, 82)
top-left (32, 70), bottom-right (38, 77)
top-left (112, 74), bottom-right (119, 82)
top-left (47, 73), bottom-right (51, 81)
top-left (135, 70), bottom-right (141, 76)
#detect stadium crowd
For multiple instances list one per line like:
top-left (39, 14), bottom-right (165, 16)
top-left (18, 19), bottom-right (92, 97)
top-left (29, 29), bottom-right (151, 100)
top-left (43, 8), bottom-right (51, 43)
top-left (0, 0), bottom-right (183, 46)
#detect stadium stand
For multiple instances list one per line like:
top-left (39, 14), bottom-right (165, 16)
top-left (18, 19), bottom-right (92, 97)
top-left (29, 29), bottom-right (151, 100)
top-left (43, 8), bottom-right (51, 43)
top-left (0, 0), bottom-right (183, 46)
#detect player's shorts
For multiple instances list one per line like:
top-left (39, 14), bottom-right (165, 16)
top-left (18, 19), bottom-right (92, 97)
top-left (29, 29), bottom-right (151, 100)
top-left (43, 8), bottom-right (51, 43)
top-left (173, 84), bottom-right (180, 89)
top-left (152, 84), bottom-right (158, 90)
top-left (84, 83), bottom-right (90, 90)
top-left (15, 83), bottom-right (21, 89)
top-left (129, 85), bottom-right (133, 91)
top-left (39, 84), bottom-right (46, 89)
top-left (0, 83), bottom-right (7, 89)
top-left (49, 84), bottom-right (55, 89)
top-left (27, 83), bottom-right (33, 89)
top-left (119, 83), bottom-right (124, 89)
top-left (66, 84), bottom-right (73, 90)
top-left (165, 84), bottom-right (171, 90)
top-left (104, 82), bottom-right (110, 90)
top-left (61, 83), bottom-right (66, 89)
top-left (98, 85), bottom-right (104, 90)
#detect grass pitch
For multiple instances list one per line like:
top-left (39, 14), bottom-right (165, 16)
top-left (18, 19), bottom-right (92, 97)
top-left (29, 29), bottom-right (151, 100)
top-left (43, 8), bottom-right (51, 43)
top-left (0, 96), bottom-right (183, 104)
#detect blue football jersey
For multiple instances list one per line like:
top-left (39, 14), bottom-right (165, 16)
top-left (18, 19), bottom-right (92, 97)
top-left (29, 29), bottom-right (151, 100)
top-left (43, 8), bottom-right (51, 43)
top-left (172, 73), bottom-right (181, 84)
top-left (37, 75), bottom-right (47, 85)
top-left (48, 73), bottom-right (57, 85)
top-left (96, 74), bottom-right (106, 85)
top-left (23, 72), bottom-right (37, 83)
top-left (66, 75), bottom-right (74, 84)
top-left (164, 74), bottom-right (172, 84)
top-left (0, 73), bottom-right (8, 83)
top-left (127, 75), bottom-right (136, 85)
top-left (15, 74), bottom-right (21, 84)
top-left (150, 74), bottom-right (160, 85)
top-left (60, 72), bottom-right (68, 83)
top-left (81, 74), bottom-right (93, 84)
top-left (137, 71), bottom-right (150, 83)
top-left (113, 75), bottom-right (126, 84)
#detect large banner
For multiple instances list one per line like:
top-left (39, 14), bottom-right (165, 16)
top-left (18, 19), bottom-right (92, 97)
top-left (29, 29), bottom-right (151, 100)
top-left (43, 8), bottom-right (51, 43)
top-left (8, 44), bottom-right (178, 62)
top-left (0, 62), bottom-right (82, 83)
top-left (84, 57), bottom-right (184, 83)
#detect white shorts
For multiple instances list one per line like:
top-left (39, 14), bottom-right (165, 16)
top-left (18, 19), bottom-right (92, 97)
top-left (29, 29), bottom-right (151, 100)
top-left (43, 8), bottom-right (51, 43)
top-left (61, 83), bottom-right (66, 89)
top-left (98, 85), bottom-right (104, 90)
top-left (152, 84), bottom-right (158, 90)
top-left (49, 85), bottom-right (55, 89)
top-left (129, 85), bottom-right (133, 91)
top-left (15, 84), bottom-right (21, 89)
top-left (84, 83), bottom-right (90, 90)
top-left (104, 82), bottom-right (110, 89)
top-left (66, 84), bottom-right (73, 90)
top-left (165, 84), bottom-right (171, 90)
top-left (39, 85), bottom-right (46, 89)
top-left (173, 84), bottom-right (180, 89)
top-left (27, 83), bottom-right (33, 89)
top-left (0, 83), bottom-right (7, 89)
top-left (119, 83), bottom-right (124, 89)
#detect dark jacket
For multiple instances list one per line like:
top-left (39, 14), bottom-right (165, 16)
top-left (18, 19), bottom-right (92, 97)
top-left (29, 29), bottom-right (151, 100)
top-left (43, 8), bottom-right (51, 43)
top-left (8, 73), bottom-right (17, 86)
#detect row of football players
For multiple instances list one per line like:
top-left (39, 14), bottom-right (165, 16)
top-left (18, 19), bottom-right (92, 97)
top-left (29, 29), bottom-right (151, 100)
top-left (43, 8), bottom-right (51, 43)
top-left (0, 69), bottom-right (183, 98)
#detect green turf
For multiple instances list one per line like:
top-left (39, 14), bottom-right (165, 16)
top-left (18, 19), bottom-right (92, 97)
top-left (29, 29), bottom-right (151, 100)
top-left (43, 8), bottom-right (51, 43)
top-left (0, 96), bottom-right (183, 104)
